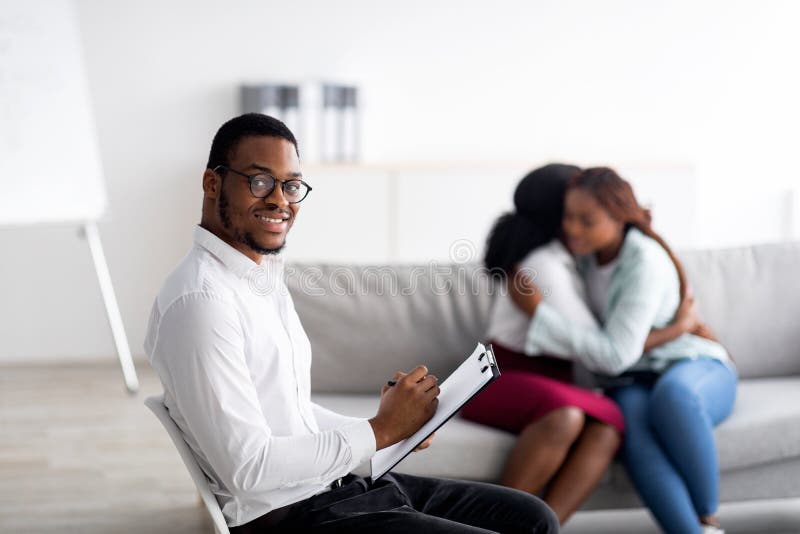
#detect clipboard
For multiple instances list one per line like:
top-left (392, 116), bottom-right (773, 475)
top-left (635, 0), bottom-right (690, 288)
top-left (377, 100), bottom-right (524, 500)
top-left (370, 342), bottom-right (500, 481)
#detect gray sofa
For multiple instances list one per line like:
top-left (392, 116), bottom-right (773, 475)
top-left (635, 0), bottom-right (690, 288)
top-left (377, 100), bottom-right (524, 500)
top-left (288, 241), bottom-right (800, 509)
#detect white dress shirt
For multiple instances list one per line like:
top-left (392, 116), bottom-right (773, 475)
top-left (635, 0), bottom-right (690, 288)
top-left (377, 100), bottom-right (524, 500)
top-left (486, 239), bottom-right (598, 352)
top-left (144, 226), bottom-right (376, 527)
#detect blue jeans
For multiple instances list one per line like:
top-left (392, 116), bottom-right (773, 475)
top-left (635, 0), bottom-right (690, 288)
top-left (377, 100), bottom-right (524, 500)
top-left (611, 358), bottom-right (737, 534)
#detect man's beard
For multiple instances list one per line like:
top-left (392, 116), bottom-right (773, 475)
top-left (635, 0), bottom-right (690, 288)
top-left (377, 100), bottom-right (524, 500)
top-left (218, 189), bottom-right (285, 255)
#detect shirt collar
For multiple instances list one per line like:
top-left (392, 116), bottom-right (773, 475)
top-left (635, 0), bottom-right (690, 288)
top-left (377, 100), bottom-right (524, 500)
top-left (193, 225), bottom-right (284, 279)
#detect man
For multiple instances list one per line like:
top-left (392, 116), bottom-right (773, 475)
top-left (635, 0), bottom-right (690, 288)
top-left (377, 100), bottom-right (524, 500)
top-left (145, 113), bottom-right (558, 533)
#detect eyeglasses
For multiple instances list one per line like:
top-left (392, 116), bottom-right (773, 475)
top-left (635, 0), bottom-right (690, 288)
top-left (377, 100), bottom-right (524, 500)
top-left (213, 165), bottom-right (312, 204)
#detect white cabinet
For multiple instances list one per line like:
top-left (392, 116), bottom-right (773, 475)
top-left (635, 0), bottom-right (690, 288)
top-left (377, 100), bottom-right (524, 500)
top-left (286, 163), bottom-right (529, 263)
top-left (286, 166), bottom-right (393, 263)
top-left (286, 162), bottom-right (797, 264)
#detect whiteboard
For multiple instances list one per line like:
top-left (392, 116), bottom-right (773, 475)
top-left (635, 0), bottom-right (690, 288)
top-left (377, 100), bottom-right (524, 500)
top-left (0, 0), bottom-right (106, 226)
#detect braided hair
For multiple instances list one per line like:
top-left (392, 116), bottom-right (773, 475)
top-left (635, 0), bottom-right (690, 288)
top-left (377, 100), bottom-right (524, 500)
top-left (484, 164), bottom-right (582, 277)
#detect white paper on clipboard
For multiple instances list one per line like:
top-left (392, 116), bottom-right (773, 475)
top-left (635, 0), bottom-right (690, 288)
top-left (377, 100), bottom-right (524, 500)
top-left (370, 342), bottom-right (500, 481)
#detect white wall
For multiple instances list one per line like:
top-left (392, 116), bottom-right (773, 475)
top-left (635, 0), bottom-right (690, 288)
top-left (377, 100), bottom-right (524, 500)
top-left (1, 0), bottom-right (799, 363)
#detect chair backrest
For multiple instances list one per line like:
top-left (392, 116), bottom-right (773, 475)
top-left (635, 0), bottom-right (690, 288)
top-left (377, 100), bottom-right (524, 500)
top-left (145, 396), bottom-right (230, 534)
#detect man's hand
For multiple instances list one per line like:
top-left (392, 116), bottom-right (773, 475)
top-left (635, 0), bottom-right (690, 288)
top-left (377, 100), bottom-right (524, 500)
top-left (507, 267), bottom-right (543, 318)
top-left (369, 365), bottom-right (439, 450)
top-left (414, 432), bottom-right (436, 452)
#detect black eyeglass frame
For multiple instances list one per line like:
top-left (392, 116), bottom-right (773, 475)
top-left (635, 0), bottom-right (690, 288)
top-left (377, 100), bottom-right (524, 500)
top-left (213, 165), bottom-right (313, 204)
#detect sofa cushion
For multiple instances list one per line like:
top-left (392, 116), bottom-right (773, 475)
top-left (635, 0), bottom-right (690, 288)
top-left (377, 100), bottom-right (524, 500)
top-left (290, 263), bottom-right (493, 393)
top-left (313, 376), bottom-right (800, 480)
top-left (293, 242), bottom-right (800, 392)
top-left (678, 241), bottom-right (800, 378)
top-left (715, 377), bottom-right (800, 470)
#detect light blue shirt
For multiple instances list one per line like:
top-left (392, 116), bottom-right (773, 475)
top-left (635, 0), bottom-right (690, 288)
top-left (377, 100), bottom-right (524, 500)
top-left (525, 228), bottom-right (731, 375)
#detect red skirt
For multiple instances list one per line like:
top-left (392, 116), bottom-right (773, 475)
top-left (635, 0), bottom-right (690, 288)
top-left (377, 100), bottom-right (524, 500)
top-left (461, 341), bottom-right (625, 435)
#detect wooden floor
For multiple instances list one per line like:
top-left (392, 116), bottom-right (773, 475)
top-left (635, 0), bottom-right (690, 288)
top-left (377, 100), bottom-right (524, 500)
top-left (2, 361), bottom-right (798, 534)
top-left (0, 361), bottom-right (211, 534)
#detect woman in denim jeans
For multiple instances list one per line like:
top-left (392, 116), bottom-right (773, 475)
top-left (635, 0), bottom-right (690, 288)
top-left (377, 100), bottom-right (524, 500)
top-left (508, 167), bottom-right (737, 534)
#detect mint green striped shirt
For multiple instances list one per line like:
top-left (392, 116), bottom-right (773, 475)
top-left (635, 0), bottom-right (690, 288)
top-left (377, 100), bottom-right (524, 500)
top-left (525, 228), bottom-right (730, 375)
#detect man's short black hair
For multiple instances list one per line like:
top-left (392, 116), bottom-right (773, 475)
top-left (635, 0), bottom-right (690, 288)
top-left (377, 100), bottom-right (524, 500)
top-left (206, 113), bottom-right (299, 170)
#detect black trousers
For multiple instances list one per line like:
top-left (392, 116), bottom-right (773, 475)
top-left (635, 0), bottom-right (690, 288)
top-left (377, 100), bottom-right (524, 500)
top-left (233, 473), bottom-right (558, 533)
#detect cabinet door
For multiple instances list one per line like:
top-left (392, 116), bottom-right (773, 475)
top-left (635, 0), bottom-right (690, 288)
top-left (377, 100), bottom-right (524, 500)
top-left (616, 164), bottom-right (698, 249)
top-left (393, 168), bottom-right (524, 262)
top-left (286, 167), bottom-right (392, 263)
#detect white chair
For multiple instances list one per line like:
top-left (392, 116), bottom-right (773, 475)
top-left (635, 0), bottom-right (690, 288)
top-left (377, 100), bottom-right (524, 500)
top-left (145, 396), bottom-right (231, 534)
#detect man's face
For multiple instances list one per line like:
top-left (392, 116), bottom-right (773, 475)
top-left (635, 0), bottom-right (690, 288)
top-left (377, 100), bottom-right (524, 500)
top-left (205, 136), bottom-right (301, 262)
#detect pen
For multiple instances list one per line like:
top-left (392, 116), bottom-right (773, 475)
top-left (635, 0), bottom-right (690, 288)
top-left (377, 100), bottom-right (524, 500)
top-left (387, 374), bottom-right (432, 387)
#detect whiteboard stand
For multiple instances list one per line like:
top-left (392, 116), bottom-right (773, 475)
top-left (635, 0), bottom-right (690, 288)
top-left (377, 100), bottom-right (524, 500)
top-left (1, 0), bottom-right (137, 392)
top-left (81, 221), bottom-right (139, 393)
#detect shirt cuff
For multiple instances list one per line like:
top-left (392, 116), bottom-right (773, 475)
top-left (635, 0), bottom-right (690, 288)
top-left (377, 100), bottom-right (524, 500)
top-left (340, 418), bottom-right (377, 467)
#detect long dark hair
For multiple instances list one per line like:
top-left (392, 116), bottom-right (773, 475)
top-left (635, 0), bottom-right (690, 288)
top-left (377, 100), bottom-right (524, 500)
top-left (568, 167), bottom-right (688, 299)
top-left (484, 164), bottom-right (581, 277)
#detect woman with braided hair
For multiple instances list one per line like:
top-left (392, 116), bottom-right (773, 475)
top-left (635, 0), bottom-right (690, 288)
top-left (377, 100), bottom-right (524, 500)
top-left (506, 167), bottom-right (737, 534)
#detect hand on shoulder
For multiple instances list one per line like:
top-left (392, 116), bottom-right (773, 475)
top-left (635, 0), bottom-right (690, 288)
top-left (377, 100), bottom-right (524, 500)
top-left (507, 266), bottom-right (544, 317)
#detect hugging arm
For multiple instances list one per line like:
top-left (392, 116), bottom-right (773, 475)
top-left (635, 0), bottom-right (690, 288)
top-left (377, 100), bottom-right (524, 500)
top-left (643, 294), bottom-right (699, 351)
top-left (518, 260), bottom-right (669, 375)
